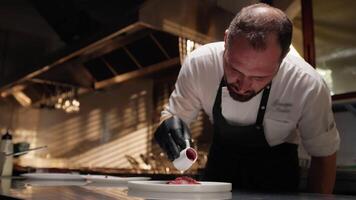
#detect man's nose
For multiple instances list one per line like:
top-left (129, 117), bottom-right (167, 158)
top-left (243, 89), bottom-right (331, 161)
top-left (237, 76), bottom-right (252, 92)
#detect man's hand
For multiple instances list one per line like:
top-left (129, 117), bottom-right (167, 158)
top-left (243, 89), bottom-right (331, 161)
top-left (154, 116), bottom-right (191, 161)
top-left (307, 152), bottom-right (337, 194)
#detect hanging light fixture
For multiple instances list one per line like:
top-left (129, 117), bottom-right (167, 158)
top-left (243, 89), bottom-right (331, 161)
top-left (54, 87), bottom-right (80, 113)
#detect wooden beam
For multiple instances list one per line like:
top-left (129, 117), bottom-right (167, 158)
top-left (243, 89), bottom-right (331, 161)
top-left (95, 57), bottom-right (180, 89)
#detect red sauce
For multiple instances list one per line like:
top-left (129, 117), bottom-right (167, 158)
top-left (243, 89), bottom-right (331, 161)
top-left (167, 176), bottom-right (200, 184)
top-left (186, 148), bottom-right (197, 161)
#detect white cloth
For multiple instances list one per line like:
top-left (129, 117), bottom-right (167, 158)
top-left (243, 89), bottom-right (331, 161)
top-left (162, 42), bottom-right (340, 157)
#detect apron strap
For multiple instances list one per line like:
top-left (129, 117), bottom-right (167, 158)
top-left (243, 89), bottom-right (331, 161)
top-left (255, 82), bottom-right (272, 127)
top-left (212, 78), bottom-right (226, 125)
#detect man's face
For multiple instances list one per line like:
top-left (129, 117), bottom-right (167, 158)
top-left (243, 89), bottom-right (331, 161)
top-left (223, 34), bottom-right (282, 102)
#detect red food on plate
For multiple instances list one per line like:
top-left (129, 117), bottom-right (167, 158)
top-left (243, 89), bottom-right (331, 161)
top-left (167, 176), bottom-right (200, 184)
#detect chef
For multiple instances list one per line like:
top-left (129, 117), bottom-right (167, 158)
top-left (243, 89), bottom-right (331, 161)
top-left (154, 3), bottom-right (340, 193)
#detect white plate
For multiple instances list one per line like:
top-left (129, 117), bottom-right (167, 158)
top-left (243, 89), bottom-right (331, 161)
top-left (85, 181), bottom-right (129, 188)
top-left (22, 180), bottom-right (87, 187)
top-left (128, 181), bottom-right (232, 193)
top-left (21, 173), bottom-right (85, 180)
top-left (128, 189), bottom-right (232, 200)
top-left (83, 175), bottom-right (151, 183)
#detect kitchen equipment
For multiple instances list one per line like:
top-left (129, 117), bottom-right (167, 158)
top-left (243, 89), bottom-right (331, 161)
top-left (6, 145), bottom-right (47, 157)
top-left (13, 142), bottom-right (30, 157)
top-left (0, 145), bottom-right (48, 174)
top-left (172, 147), bottom-right (198, 171)
top-left (0, 131), bottom-right (13, 176)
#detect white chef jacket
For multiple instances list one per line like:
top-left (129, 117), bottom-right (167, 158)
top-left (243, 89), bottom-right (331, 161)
top-left (162, 42), bottom-right (340, 157)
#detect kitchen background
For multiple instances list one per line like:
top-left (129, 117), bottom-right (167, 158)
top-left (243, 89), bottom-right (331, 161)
top-left (0, 0), bottom-right (355, 181)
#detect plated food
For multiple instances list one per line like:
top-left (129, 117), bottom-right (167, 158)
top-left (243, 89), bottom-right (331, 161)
top-left (167, 176), bottom-right (200, 184)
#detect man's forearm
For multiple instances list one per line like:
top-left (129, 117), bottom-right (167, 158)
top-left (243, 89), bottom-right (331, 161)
top-left (307, 152), bottom-right (337, 194)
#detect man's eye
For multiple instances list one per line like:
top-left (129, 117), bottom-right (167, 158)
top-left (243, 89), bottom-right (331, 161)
top-left (232, 68), bottom-right (242, 74)
top-left (253, 77), bottom-right (265, 81)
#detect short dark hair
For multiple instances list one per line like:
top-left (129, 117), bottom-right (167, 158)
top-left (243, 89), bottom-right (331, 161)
top-left (226, 3), bottom-right (292, 57)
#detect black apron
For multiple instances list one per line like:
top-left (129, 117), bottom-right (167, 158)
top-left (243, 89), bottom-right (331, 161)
top-left (203, 79), bottom-right (300, 192)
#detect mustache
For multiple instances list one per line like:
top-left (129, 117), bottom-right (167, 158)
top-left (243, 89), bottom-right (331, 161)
top-left (225, 82), bottom-right (269, 102)
top-left (226, 83), bottom-right (252, 94)
top-left (226, 84), bottom-right (255, 102)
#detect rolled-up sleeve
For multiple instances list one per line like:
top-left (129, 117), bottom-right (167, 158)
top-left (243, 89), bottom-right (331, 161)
top-left (298, 79), bottom-right (340, 157)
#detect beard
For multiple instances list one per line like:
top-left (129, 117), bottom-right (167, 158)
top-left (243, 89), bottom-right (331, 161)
top-left (226, 85), bottom-right (256, 102)
top-left (226, 83), bottom-right (266, 102)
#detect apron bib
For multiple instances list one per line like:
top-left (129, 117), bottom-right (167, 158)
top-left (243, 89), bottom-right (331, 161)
top-left (203, 79), bottom-right (300, 192)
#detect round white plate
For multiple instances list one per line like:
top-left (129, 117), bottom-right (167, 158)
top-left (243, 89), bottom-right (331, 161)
top-left (85, 181), bottom-right (128, 188)
top-left (82, 175), bottom-right (151, 183)
top-left (21, 173), bottom-right (85, 180)
top-left (128, 189), bottom-right (232, 200)
top-left (22, 180), bottom-right (87, 187)
top-left (128, 181), bottom-right (232, 193)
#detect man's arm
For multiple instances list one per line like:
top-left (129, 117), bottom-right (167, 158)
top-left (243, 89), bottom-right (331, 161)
top-left (160, 54), bottom-right (202, 125)
top-left (297, 74), bottom-right (340, 194)
top-left (307, 152), bottom-right (337, 194)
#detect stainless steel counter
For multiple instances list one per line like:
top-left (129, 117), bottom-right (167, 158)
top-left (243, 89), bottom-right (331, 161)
top-left (0, 177), bottom-right (355, 200)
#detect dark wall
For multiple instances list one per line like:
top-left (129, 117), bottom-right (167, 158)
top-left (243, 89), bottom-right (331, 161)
top-left (0, 0), bottom-right (65, 88)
